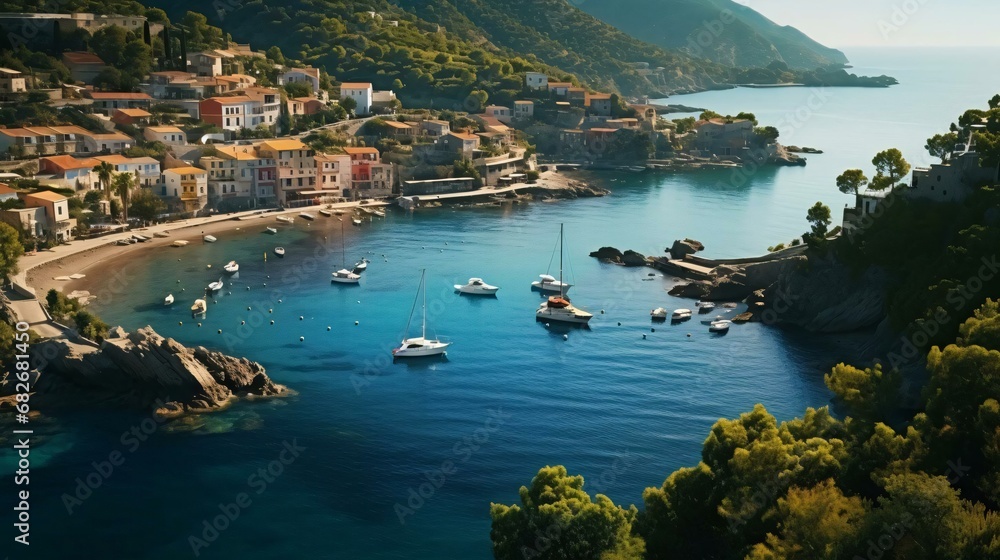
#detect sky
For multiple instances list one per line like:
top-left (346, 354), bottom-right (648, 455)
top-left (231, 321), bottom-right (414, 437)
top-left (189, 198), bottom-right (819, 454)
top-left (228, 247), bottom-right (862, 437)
top-left (739, 0), bottom-right (1000, 47)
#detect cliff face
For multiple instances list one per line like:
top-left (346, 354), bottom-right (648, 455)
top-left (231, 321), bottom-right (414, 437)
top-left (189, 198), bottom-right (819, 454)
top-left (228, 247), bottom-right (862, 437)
top-left (34, 326), bottom-right (287, 417)
top-left (762, 254), bottom-right (889, 333)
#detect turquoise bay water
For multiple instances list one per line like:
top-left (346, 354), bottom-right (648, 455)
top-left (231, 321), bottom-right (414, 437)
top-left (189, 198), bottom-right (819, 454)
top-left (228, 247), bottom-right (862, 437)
top-left (10, 48), bottom-right (1000, 559)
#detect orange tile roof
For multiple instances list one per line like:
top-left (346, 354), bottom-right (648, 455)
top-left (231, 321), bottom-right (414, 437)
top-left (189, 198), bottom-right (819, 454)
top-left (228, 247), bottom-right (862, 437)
top-left (204, 95), bottom-right (252, 104)
top-left (41, 155), bottom-right (99, 170)
top-left (114, 108), bottom-right (151, 117)
top-left (25, 190), bottom-right (67, 203)
top-left (213, 145), bottom-right (261, 161)
top-left (339, 82), bottom-right (372, 89)
top-left (588, 93), bottom-right (612, 100)
top-left (165, 166), bottom-right (206, 175)
top-left (87, 91), bottom-right (152, 100)
top-left (261, 139), bottom-right (308, 152)
top-left (383, 120), bottom-right (411, 129)
top-left (0, 184), bottom-right (16, 195)
top-left (62, 52), bottom-right (104, 65)
top-left (343, 146), bottom-right (379, 154)
top-left (589, 128), bottom-right (619, 133)
top-left (94, 155), bottom-right (127, 164)
top-left (447, 132), bottom-right (479, 141)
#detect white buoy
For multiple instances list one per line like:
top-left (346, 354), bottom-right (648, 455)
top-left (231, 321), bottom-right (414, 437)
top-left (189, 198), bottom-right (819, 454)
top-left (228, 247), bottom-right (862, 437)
top-left (300, 336), bottom-right (304, 341)
top-left (270, 320), bottom-right (274, 325)
top-left (218, 329), bottom-right (222, 334)
top-left (327, 326), bottom-right (331, 331)
top-left (241, 321), bottom-right (245, 325)
top-left (642, 334), bottom-right (647, 339)
top-left (178, 321), bottom-right (183, 326)
top-left (355, 321), bottom-right (359, 325)
top-left (247, 306), bottom-right (251, 310)
top-left (299, 316), bottom-right (304, 320)
top-left (197, 323), bottom-right (202, 327)
top-left (563, 334), bottom-right (568, 340)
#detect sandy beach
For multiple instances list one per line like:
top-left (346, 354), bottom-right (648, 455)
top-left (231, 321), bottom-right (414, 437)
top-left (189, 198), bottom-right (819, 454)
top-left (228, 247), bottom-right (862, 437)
top-left (22, 170), bottom-right (590, 304)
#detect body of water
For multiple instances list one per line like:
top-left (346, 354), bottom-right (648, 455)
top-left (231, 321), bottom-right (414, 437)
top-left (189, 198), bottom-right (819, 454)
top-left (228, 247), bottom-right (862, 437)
top-left (8, 47), bottom-right (1000, 559)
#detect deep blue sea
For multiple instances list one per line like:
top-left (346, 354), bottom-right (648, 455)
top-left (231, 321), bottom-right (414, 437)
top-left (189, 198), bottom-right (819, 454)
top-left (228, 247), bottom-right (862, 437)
top-left (6, 48), bottom-right (1000, 559)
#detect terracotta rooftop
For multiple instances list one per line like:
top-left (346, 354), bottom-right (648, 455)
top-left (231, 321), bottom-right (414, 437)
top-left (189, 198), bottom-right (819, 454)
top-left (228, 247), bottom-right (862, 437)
top-left (343, 146), bottom-right (379, 154)
top-left (165, 166), bottom-right (206, 175)
top-left (114, 108), bottom-right (151, 117)
top-left (40, 155), bottom-right (99, 170)
top-left (260, 139), bottom-right (308, 152)
top-left (62, 51), bottom-right (104, 65)
top-left (25, 190), bottom-right (67, 203)
top-left (339, 82), bottom-right (372, 89)
top-left (87, 91), bottom-right (152, 100)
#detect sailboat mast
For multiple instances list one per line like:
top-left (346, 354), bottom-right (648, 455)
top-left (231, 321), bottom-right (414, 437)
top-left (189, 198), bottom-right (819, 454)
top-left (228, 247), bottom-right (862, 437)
top-left (421, 269), bottom-right (427, 338)
top-left (559, 223), bottom-right (564, 297)
top-left (341, 219), bottom-right (346, 267)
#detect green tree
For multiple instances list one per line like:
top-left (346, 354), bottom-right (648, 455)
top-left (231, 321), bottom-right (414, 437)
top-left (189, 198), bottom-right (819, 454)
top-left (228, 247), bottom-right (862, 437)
top-left (93, 161), bottom-right (115, 201)
top-left (266, 46), bottom-right (285, 65)
top-left (747, 480), bottom-right (867, 560)
top-left (836, 169), bottom-right (869, 195)
top-left (283, 81), bottom-right (311, 99)
top-left (824, 363), bottom-right (901, 423)
top-left (805, 202), bottom-right (832, 240)
top-left (112, 172), bottom-right (134, 222)
top-left (465, 89), bottom-right (489, 112)
top-left (339, 96), bottom-right (357, 114)
top-left (90, 25), bottom-right (129, 66)
top-left (870, 148), bottom-right (911, 191)
top-left (0, 222), bottom-right (24, 279)
top-left (754, 126), bottom-right (780, 144)
top-left (453, 158), bottom-right (482, 187)
top-left (926, 132), bottom-right (960, 163)
top-left (490, 465), bottom-right (644, 560)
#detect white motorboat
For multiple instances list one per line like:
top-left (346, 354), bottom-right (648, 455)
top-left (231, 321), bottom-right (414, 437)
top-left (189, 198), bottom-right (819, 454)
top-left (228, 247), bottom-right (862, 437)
top-left (274, 247), bottom-right (285, 257)
top-left (535, 224), bottom-right (591, 325)
top-left (276, 216), bottom-right (294, 224)
top-left (172, 240), bottom-right (189, 247)
top-left (319, 210), bottom-right (333, 217)
top-left (223, 260), bottom-right (239, 274)
top-left (531, 274), bottom-right (572, 294)
top-left (373, 210), bottom-right (386, 218)
top-left (455, 277), bottom-right (499, 295)
top-left (393, 269), bottom-right (450, 358)
top-left (650, 307), bottom-right (668, 320)
top-left (265, 227), bottom-right (278, 235)
top-left (353, 258), bottom-right (369, 272)
top-left (203, 235), bottom-right (217, 243)
top-left (154, 231), bottom-right (170, 238)
top-left (697, 301), bottom-right (716, 313)
top-left (332, 219), bottom-right (360, 284)
top-left (132, 234), bottom-right (148, 242)
top-left (191, 299), bottom-right (207, 315)
top-left (115, 239), bottom-right (131, 246)
top-left (352, 218), bottom-right (362, 226)
top-left (164, 294), bottom-right (174, 306)
top-left (331, 269), bottom-right (361, 283)
top-left (300, 212), bottom-right (316, 221)
top-left (207, 278), bottom-right (224, 292)
top-left (672, 309), bottom-right (693, 321)
top-left (709, 319), bottom-right (731, 333)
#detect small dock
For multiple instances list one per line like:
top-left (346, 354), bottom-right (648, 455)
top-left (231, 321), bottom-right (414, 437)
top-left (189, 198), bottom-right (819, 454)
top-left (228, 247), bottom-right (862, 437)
top-left (649, 257), bottom-right (715, 280)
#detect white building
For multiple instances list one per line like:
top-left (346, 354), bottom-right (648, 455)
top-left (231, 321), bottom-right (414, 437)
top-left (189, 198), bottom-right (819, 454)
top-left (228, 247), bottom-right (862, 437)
top-left (906, 150), bottom-right (996, 203)
top-left (340, 82), bottom-right (373, 116)
top-left (279, 67), bottom-right (321, 94)
top-left (525, 72), bottom-right (548, 90)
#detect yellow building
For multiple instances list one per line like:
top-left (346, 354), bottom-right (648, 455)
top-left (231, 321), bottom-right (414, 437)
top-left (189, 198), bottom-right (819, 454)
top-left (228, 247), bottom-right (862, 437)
top-left (162, 167), bottom-right (208, 214)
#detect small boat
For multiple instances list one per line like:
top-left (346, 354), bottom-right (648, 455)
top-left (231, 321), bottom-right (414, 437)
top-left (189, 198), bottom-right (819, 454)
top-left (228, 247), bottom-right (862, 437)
top-left (455, 277), bottom-right (499, 295)
top-left (132, 234), bottom-right (148, 242)
top-left (535, 224), bottom-right (591, 325)
top-left (332, 269), bottom-right (361, 284)
top-left (372, 210), bottom-right (386, 218)
top-left (334, 210), bottom-right (344, 216)
top-left (115, 239), bottom-right (131, 246)
top-left (629, 166), bottom-right (647, 172)
top-left (203, 235), bottom-right (217, 243)
top-left (650, 307), bottom-right (668, 320)
top-left (274, 247), bottom-right (285, 257)
top-left (319, 210), bottom-right (333, 217)
top-left (332, 220), bottom-right (360, 284)
top-left (164, 294), bottom-right (174, 306)
top-left (191, 298), bottom-right (207, 315)
top-left (697, 301), bottom-right (716, 313)
top-left (172, 240), bottom-right (189, 247)
top-left (672, 309), bottom-right (693, 321)
top-left (207, 278), bottom-right (224, 292)
top-left (352, 218), bottom-right (362, 226)
top-left (531, 274), bottom-right (572, 294)
top-left (393, 269), bottom-right (450, 358)
top-left (353, 258), bottom-right (369, 272)
top-left (265, 227), bottom-right (278, 235)
top-left (299, 212), bottom-right (316, 221)
top-left (709, 319), bottom-right (731, 333)
top-left (154, 231), bottom-right (170, 238)
top-left (276, 216), bottom-right (294, 224)
top-left (223, 260), bottom-right (239, 274)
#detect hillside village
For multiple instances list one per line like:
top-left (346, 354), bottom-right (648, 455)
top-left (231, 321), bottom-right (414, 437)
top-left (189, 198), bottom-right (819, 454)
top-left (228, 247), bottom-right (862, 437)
top-left (0, 9), bottom-right (840, 246)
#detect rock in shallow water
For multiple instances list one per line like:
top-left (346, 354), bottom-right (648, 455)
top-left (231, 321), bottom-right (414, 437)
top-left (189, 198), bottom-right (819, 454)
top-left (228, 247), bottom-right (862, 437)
top-left (33, 326), bottom-right (288, 417)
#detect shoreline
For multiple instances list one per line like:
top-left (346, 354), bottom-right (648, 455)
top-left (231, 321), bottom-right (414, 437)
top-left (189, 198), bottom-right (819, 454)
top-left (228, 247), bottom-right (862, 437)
top-left (22, 170), bottom-right (593, 308)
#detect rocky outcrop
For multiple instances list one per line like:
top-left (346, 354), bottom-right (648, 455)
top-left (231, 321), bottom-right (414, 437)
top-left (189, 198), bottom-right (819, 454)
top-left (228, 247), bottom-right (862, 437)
top-left (590, 247), bottom-right (648, 266)
top-left (668, 238), bottom-right (705, 259)
top-left (33, 326), bottom-right (287, 417)
top-left (667, 256), bottom-right (806, 301)
top-left (761, 254), bottom-right (888, 333)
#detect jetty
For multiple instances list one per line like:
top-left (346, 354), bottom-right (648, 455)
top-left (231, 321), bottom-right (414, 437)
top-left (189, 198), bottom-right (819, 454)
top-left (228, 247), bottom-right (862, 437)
top-left (650, 246), bottom-right (808, 281)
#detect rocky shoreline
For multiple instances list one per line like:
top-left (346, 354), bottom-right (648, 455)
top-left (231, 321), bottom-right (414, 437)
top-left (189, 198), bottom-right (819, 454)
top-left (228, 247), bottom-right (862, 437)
top-left (3, 326), bottom-right (289, 420)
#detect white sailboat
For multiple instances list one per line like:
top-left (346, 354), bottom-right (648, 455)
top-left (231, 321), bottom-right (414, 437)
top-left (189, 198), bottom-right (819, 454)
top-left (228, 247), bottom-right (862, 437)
top-left (535, 224), bottom-right (592, 325)
top-left (164, 293), bottom-right (174, 306)
top-left (393, 269), bottom-right (450, 358)
top-left (223, 260), bottom-right (239, 273)
top-left (207, 278), bottom-right (224, 292)
top-left (332, 219), bottom-right (361, 284)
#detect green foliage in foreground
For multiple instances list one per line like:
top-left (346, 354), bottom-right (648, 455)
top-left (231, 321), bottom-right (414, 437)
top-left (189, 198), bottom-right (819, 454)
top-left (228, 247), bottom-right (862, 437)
top-left (493, 301), bottom-right (1000, 558)
top-left (46, 289), bottom-right (110, 342)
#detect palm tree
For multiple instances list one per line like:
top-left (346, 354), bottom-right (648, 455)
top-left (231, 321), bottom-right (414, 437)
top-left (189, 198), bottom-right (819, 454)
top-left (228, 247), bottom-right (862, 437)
top-left (112, 172), bottom-right (134, 223)
top-left (93, 161), bottom-right (115, 202)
